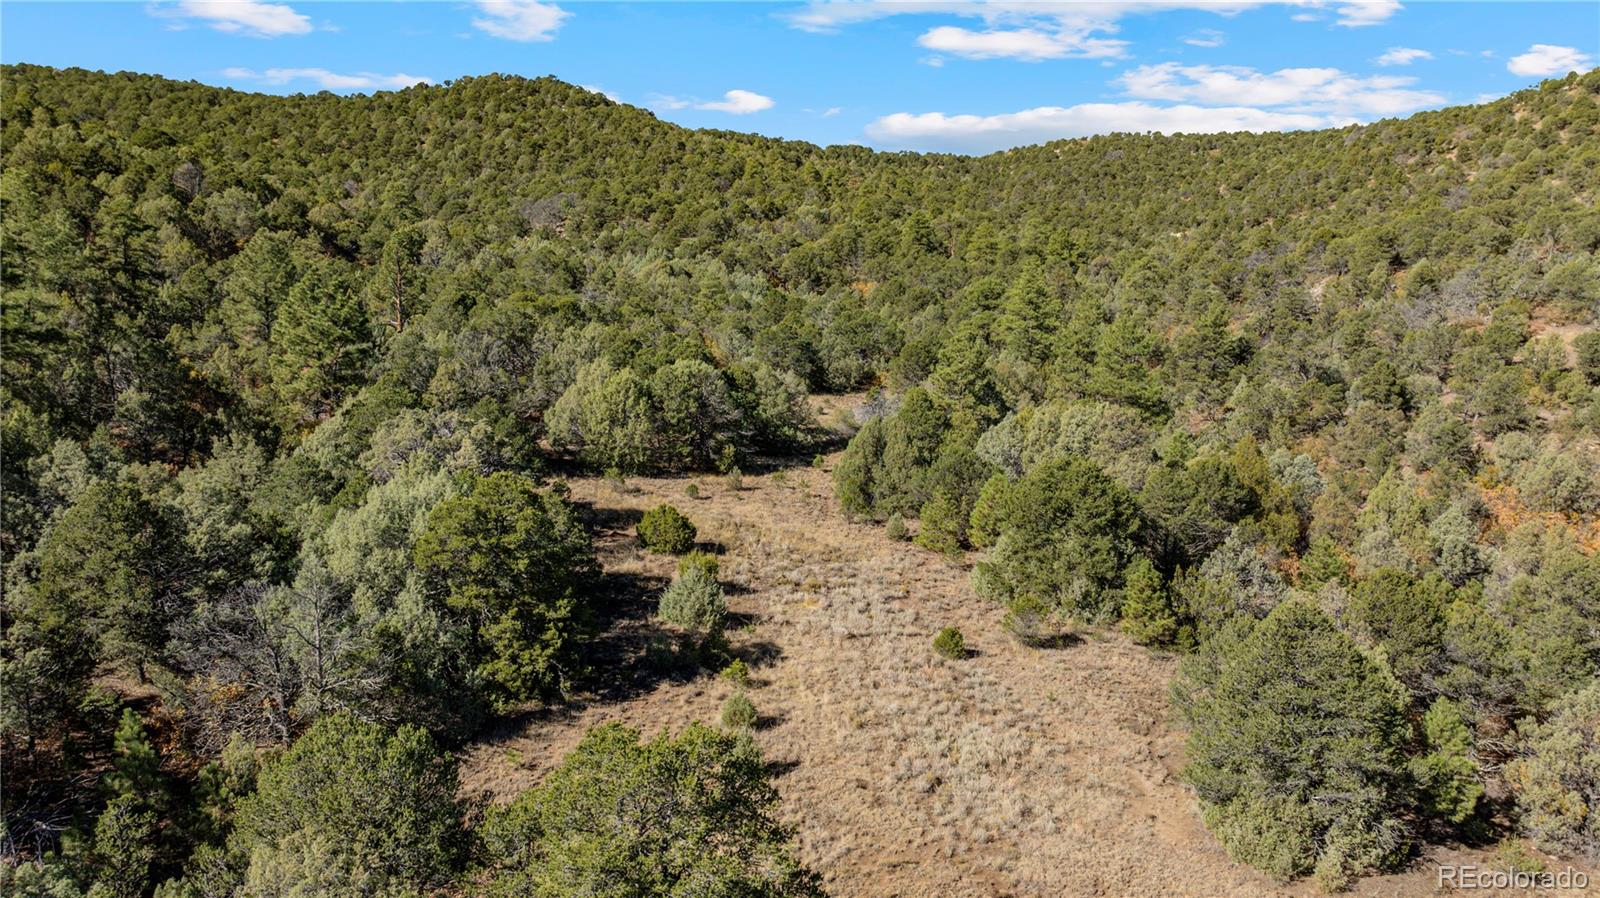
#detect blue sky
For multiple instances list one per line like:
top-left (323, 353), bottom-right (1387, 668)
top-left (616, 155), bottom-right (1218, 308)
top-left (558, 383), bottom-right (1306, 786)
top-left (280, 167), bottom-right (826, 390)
top-left (3, 1), bottom-right (1596, 153)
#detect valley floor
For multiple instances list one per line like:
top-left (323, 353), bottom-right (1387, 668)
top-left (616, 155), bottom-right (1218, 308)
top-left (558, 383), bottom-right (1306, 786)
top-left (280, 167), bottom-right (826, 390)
top-left (459, 404), bottom-right (1593, 898)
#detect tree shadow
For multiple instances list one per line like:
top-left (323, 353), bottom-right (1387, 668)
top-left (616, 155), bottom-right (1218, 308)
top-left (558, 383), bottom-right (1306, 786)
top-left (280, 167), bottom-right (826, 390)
top-left (565, 569), bottom-right (713, 704)
top-left (731, 639), bottom-right (783, 670)
top-left (573, 501), bottom-right (643, 538)
top-left (1020, 632), bottom-right (1083, 650)
top-left (763, 757), bottom-right (802, 780)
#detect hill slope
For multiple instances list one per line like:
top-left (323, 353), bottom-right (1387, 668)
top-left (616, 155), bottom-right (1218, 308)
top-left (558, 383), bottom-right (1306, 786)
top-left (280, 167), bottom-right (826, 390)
top-left (2, 64), bottom-right (1598, 897)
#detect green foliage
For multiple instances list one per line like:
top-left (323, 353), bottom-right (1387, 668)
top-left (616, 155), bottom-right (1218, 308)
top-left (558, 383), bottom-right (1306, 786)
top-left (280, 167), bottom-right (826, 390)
top-left (232, 714), bottom-right (462, 893)
top-left (105, 708), bottom-right (165, 804)
top-left (2, 63), bottom-right (1598, 894)
top-left (933, 626), bottom-right (967, 660)
top-left (1298, 535), bottom-right (1349, 589)
top-left (1576, 331), bottom-right (1600, 385)
top-left (1409, 697), bottom-right (1483, 826)
top-left (834, 418), bottom-right (884, 518)
top-left (721, 692), bottom-right (759, 730)
top-left (720, 658), bottom-right (751, 687)
top-left (413, 472), bottom-right (598, 708)
top-left (1508, 680), bottom-right (1600, 860)
top-left (271, 260), bottom-right (372, 429)
top-left (90, 795), bottom-right (159, 898)
top-left (658, 565), bottom-right (727, 636)
top-left (972, 457), bottom-right (1144, 621)
top-left (1177, 601), bottom-right (1411, 883)
top-left (677, 549), bottom-right (720, 581)
top-left (638, 503), bottom-right (697, 554)
top-left (478, 722), bottom-right (822, 897)
top-left (1120, 558), bottom-right (1181, 647)
top-left (884, 512), bottom-right (908, 541)
top-left (966, 472), bottom-right (1009, 550)
top-left (913, 491), bottom-right (964, 557)
top-left (1346, 569), bottom-right (1449, 692)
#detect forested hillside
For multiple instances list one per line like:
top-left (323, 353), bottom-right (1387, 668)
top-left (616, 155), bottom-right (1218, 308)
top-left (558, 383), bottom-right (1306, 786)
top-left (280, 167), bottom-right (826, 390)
top-left (2, 62), bottom-right (1599, 896)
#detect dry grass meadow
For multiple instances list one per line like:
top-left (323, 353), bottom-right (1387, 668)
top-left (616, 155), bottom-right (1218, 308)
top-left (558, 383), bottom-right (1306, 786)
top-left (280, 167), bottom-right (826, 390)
top-left (459, 398), bottom-right (1594, 898)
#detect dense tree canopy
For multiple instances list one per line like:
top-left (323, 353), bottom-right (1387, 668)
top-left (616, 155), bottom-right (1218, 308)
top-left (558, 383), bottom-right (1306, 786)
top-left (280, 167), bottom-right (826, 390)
top-left (1, 62), bottom-right (1597, 893)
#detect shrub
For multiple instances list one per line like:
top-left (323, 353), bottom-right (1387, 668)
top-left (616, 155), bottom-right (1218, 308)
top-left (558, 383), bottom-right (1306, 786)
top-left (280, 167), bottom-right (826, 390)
top-left (966, 472), bottom-right (1009, 549)
top-left (658, 566), bottom-right (727, 635)
top-left (812, 454), bottom-right (826, 469)
top-left (638, 504), bottom-right (697, 554)
top-left (1000, 595), bottom-right (1062, 648)
top-left (685, 482), bottom-right (700, 499)
top-left (1574, 331), bottom-right (1600, 385)
top-left (933, 626), bottom-right (966, 660)
top-left (677, 550), bottom-right (720, 581)
top-left (725, 467), bottom-right (744, 492)
top-left (720, 658), bottom-right (751, 687)
top-left (1508, 679), bottom-right (1600, 860)
top-left (721, 692), bottom-right (758, 729)
top-left (970, 458), bottom-right (1143, 622)
top-left (1491, 838), bottom-right (1548, 874)
top-left (885, 513), bottom-right (908, 541)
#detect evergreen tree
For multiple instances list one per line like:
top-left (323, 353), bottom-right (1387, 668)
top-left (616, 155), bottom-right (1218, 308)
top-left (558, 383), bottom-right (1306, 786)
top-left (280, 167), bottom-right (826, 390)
top-left (1177, 601), bottom-right (1412, 885)
top-left (479, 723), bottom-right (822, 897)
top-left (413, 472), bottom-right (598, 707)
top-left (32, 479), bottom-right (187, 681)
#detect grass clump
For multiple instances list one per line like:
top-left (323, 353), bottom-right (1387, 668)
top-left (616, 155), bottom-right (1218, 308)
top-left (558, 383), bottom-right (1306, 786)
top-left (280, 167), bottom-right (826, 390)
top-left (721, 692), bottom-right (758, 730)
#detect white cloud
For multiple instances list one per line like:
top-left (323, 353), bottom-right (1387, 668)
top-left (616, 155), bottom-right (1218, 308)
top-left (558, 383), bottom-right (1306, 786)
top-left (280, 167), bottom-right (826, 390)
top-left (1332, 0), bottom-right (1400, 27)
top-left (822, 106), bottom-right (843, 117)
top-left (1506, 44), bottom-right (1593, 78)
top-left (1185, 29), bottom-right (1225, 48)
top-left (579, 84), bottom-right (620, 102)
top-left (697, 90), bottom-right (775, 114)
top-left (867, 101), bottom-right (1340, 153)
top-left (225, 68), bottom-right (432, 91)
top-left (918, 24), bottom-right (1124, 60)
top-left (152, 0), bottom-right (311, 37)
top-left (471, 0), bottom-right (569, 42)
top-left (789, 1), bottom-right (1277, 33)
top-left (1375, 46), bottom-right (1430, 66)
top-left (789, 2), bottom-right (1399, 59)
top-left (1119, 62), bottom-right (1443, 115)
top-left (651, 90), bottom-right (775, 115)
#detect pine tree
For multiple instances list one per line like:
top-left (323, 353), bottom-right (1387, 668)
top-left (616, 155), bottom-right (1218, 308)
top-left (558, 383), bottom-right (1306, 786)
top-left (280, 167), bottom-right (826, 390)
top-left (1120, 557), bottom-right (1179, 647)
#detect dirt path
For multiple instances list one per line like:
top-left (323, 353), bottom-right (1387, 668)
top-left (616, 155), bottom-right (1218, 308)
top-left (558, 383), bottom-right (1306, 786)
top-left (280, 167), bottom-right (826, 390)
top-left (459, 452), bottom-right (1591, 898)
